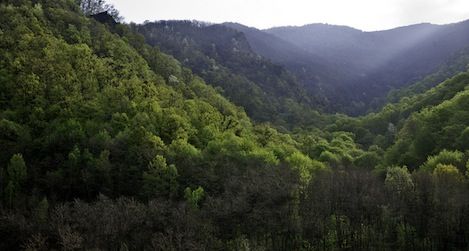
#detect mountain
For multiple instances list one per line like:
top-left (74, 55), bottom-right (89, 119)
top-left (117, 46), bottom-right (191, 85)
top-left (134, 20), bottom-right (469, 117)
top-left (238, 21), bottom-right (469, 114)
top-left (386, 45), bottom-right (469, 102)
top-left (223, 23), bottom-right (354, 112)
top-left (135, 21), bottom-right (327, 127)
top-left (222, 22), bottom-right (331, 73)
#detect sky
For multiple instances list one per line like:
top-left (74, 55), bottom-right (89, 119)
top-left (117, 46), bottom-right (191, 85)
top-left (106, 0), bottom-right (469, 31)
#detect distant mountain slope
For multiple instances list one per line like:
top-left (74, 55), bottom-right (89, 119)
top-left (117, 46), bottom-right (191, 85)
top-left (387, 45), bottom-right (469, 102)
top-left (222, 23), bottom-right (328, 72)
top-left (260, 21), bottom-right (469, 114)
top-left (267, 24), bottom-right (366, 72)
top-left (222, 23), bottom-right (348, 109)
top-left (136, 21), bottom-right (327, 127)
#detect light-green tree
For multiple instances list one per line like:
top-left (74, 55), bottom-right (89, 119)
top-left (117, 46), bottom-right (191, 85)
top-left (184, 186), bottom-right (204, 209)
top-left (433, 163), bottom-right (462, 182)
top-left (385, 166), bottom-right (414, 196)
top-left (421, 150), bottom-right (464, 172)
top-left (286, 151), bottom-right (325, 184)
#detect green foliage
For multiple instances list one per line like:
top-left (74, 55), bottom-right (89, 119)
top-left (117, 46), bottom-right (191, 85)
top-left (318, 150), bottom-right (340, 165)
top-left (184, 186), bottom-right (204, 209)
top-left (385, 88), bottom-right (469, 168)
top-left (456, 127), bottom-right (469, 149)
top-left (433, 163), bottom-right (461, 178)
top-left (421, 150), bottom-right (464, 172)
top-left (4, 154), bottom-right (27, 207)
top-left (135, 20), bottom-right (327, 128)
top-left (296, 130), bottom-right (370, 168)
top-left (354, 151), bottom-right (381, 169)
top-left (34, 197), bottom-right (49, 223)
top-left (385, 166), bottom-right (414, 195)
top-left (2, 0), bottom-right (469, 250)
top-left (465, 160), bottom-right (469, 177)
top-left (0, 0), bottom-right (304, 203)
top-left (205, 132), bottom-right (280, 166)
top-left (286, 151), bottom-right (325, 184)
top-left (142, 155), bottom-right (178, 200)
top-left (361, 72), bottom-right (469, 147)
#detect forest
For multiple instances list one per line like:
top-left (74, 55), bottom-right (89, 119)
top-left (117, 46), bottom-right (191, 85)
top-left (1, 0), bottom-right (469, 250)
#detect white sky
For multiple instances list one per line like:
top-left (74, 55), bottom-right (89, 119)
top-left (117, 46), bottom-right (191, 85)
top-left (106, 0), bottom-right (469, 31)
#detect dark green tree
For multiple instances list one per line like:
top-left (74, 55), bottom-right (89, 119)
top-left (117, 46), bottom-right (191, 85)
top-left (4, 154), bottom-right (27, 207)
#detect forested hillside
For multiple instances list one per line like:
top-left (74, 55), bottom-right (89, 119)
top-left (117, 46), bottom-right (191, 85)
top-left (135, 21), bottom-right (326, 128)
top-left (1, 0), bottom-right (469, 250)
top-left (0, 1), bottom-right (320, 248)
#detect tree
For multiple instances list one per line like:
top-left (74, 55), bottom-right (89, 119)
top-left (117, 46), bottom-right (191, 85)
top-left (319, 150), bottom-right (340, 166)
top-left (431, 164), bottom-right (465, 250)
top-left (456, 127), bottom-right (469, 149)
top-left (184, 186), bottom-right (204, 209)
top-left (384, 166), bottom-right (415, 236)
top-left (433, 164), bottom-right (462, 183)
top-left (286, 151), bottom-right (325, 184)
top-left (421, 150), bottom-right (464, 172)
top-left (142, 155), bottom-right (179, 200)
top-left (465, 160), bottom-right (469, 178)
top-left (354, 151), bottom-right (381, 169)
top-left (385, 166), bottom-right (414, 196)
top-left (4, 154), bottom-right (27, 207)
